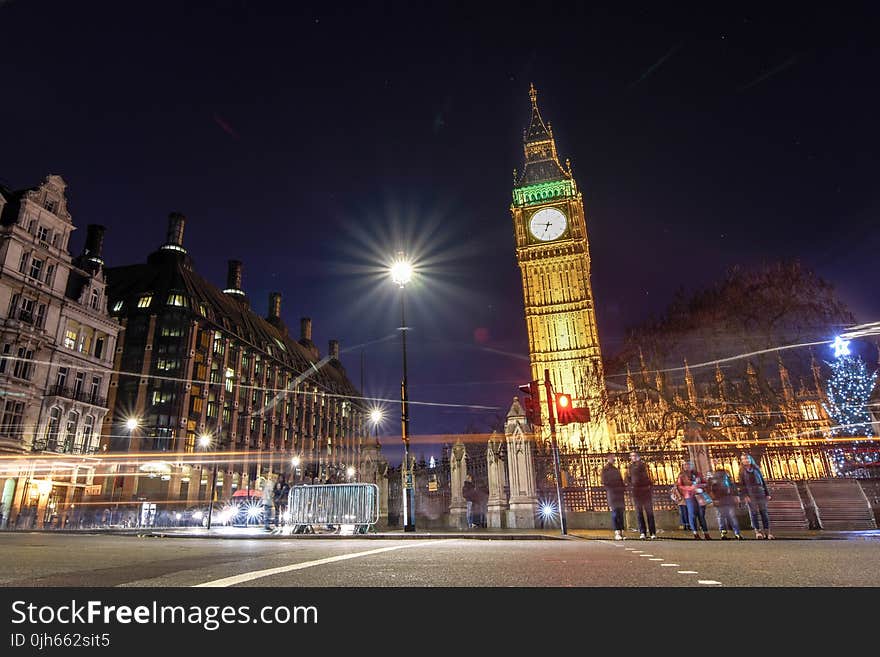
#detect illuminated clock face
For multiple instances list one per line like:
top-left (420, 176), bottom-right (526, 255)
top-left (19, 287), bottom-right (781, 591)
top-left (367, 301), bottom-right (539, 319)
top-left (529, 207), bottom-right (568, 242)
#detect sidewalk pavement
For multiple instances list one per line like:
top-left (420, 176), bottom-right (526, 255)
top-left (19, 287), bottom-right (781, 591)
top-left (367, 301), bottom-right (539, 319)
top-left (567, 528), bottom-right (880, 541)
top-left (4, 526), bottom-right (879, 540)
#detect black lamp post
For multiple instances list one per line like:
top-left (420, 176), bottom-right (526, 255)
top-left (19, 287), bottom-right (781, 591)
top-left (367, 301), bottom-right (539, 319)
top-left (391, 253), bottom-right (416, 532)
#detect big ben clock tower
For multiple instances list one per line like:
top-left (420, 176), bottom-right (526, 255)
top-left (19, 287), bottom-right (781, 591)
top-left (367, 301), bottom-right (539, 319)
top-left (512, 84), bottom-right (610, 449)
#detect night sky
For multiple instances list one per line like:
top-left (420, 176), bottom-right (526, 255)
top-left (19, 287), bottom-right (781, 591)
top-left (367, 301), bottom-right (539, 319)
top-left (2, 3), bottom-right (878, 463)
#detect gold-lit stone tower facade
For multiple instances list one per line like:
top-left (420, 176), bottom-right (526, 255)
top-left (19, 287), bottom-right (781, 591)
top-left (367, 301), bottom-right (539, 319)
top-left (511, 86), bottom-right (610, 449)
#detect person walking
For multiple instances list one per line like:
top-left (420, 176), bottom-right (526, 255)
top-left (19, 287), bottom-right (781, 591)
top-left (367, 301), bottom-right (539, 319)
top-left (676, 461), bottom-right (712, 539)
top-left (602, 455), bottom-right (627, 540)
top-left (462, 474), bottom-right (476, 528)
top-left (626, 451), bottom-right (656, 539)
top-left (273, 475), bottom-right (290, 528)
top-left (708, 467), bottom-right (743, 540)
top-left (739, 454), bottom-right (773, 539)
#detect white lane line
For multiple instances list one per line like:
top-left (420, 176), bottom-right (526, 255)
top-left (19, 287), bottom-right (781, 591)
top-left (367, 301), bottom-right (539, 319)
top-left (649, 558), bottom-right (663, 561)
top-left (677, 570), bottom-right (698, 574)
top-left (698, 580), bottom-right (722, 586)
top-left (193, 540), bottom-right (446, 587)
top-left (638, 554), bottom-right (654, 557)
top-left (660, 563), bottom-right (680, 567)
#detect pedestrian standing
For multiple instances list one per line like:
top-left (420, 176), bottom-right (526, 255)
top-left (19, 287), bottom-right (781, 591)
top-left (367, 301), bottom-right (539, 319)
top-left (474, 481), bottom-right (489, 528)
top-left (670, 484), bottom-right (688, 530)
top-left (739, 454), bottom-right (774, 539)
top-left (626, 451), bottom-right (656, 539)
top-left (602, 455), bottom-right (626, 540)
top-left (273, 475), bottom-right (290, 528)
top-left (708, 467), bottom-right (743, 539)
top-left (462, 474), bottom-right (476, 528)
top-left (262, 476), bottom-right (274, 530)
top-left (676, 461), bottom-right (712, 539)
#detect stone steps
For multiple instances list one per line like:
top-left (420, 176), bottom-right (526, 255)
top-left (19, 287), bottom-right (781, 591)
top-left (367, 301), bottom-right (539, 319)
top-left (806, 479), bottom-right (877, 530)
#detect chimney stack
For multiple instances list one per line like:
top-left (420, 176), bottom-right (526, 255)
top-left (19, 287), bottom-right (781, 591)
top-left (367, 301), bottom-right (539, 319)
top-left (163, 212), bottom-right (186, 250)
top-left (268, 292), bottom-right (282, 321)
top-left (223, 260), bottom-right (245, 297)
top-left (83, 224), bottom-right (106, 265)
top-left (300, 317), bottom-right (312, 342)
top-left (329, 339), bottom-right (339, 360)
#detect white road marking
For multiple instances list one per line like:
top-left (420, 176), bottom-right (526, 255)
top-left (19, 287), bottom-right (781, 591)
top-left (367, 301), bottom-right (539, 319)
top-left (677, 570), bottom-right (698, 574)
top-left (698, 580), bottom-right (722, 586)
top-left (660, 563), bottom-right (680, 567)
top-left (638, 554), bottom-right (654, 557)
top-left (649, 558), bottom-right (663, 561)
top-left (193, 540), bottom-right (446, 587)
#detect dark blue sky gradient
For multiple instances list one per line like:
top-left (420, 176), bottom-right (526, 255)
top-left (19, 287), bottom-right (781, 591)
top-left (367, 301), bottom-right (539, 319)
top-left (2, 3), bottom-right (878, 463)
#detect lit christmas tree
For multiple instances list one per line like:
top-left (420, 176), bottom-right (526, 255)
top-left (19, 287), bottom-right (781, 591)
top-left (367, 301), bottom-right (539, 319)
top-left (822, 337), bottom-right (879, 474)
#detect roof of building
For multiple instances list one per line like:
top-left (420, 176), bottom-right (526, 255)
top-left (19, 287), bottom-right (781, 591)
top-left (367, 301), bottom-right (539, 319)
top-left (106, 248), bottom-right (361, 400)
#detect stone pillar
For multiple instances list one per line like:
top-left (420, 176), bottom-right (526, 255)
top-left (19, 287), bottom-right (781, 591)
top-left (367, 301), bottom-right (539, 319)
top-left (486, 433), bottom-right (508, 528)
top-left (448, 439), bottom-right (468, 529)
top-left (505, 397), bottom-right (538, 528)
top-left (360, 440), bottom-right (389, 528)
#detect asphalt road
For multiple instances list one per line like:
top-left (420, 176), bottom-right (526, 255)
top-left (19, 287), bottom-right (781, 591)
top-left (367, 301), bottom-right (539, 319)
top-left (1, 533), bottom-right (879, 587)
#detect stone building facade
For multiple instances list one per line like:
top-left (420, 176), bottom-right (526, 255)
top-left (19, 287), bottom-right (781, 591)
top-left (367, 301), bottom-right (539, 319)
top-left (0, 174), bottom-right (119, 527)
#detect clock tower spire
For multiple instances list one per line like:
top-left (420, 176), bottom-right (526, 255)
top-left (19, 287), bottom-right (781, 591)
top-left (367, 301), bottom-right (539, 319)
top-left (511, 85), bottom-right (610, 449)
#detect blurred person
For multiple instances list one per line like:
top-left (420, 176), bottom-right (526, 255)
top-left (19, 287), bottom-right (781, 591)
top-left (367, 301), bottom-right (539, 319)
top-left (739, 454), bottom-right (773, 539)
top-left (708, 467), bottom-right (743, 540)
top-left (273, 475), bottom-right (290, 527)
top-left (602, 455), bottom-right (626, 540)
top-left (462, 474), bottom-right (476, 528)
top-left (626, 451), bottom-right (656, 539)
top-left (262, 476), bottom-right (274, 530)
top-left (677, 461), bottom-right (711, 539)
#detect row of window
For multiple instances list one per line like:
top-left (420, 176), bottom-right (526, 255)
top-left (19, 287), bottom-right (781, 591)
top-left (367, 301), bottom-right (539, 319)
top-left (0, 344), bottom-right (35, 380)
top-left (612, 404), bottom-right (823, 435)
top-left (54, 366), bottom-right (103, 402)
top-left (8, 293), bottom-right (47, 328)
top-left (44, 407), bottom-right (98, 453)
top-left (113, 292), bottom-right (188, 313)
top-left (24, 217), bottom-right (66, 249)
top-left (18, 251), bottom-right (56, 285)
top-left (63, 321), bottom-right (108, 360)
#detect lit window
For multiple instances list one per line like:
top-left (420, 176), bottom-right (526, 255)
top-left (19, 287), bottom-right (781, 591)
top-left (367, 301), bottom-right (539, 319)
top-left (112, 300), bottom-right (124, 312)
top-left (137, 294), bottom-right (153, 308)
top-left (64, 329), bottom-right (77, 350)
top-left (166, 293), bottom-right (186, 307)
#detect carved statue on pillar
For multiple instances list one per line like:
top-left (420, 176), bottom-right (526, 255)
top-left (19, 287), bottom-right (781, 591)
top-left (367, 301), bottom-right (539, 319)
top-left (505, 397), bottom-right (538, 528)
top-left (448, 439), bottom-right (468, 529)
top-left (486, 432), bottom-right (509, 528)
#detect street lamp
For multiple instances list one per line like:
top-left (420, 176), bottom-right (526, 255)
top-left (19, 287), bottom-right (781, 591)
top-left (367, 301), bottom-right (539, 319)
top-left (369, 408), bottom-right (383, 444)
top-left (291, 455), bottom-right (302, 484)
top-left (390, 252), bottom-right (415, 532)
top-left (199, 433), bottom-right (218, 530)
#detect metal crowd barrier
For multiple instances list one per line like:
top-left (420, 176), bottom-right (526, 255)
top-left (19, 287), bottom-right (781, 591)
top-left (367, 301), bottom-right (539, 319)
top-left (287, 483), bottom-right (380, 534)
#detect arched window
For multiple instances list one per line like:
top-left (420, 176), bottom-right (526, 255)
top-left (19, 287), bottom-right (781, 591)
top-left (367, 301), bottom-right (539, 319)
top-left (64, 411), bottom-right (79, 453)
top-left (80, 415), bottom-right (95, 452)
top-left (90, 288), bottom-right (100, 310)
top-left (45, 407), bottom-right (62, 450)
